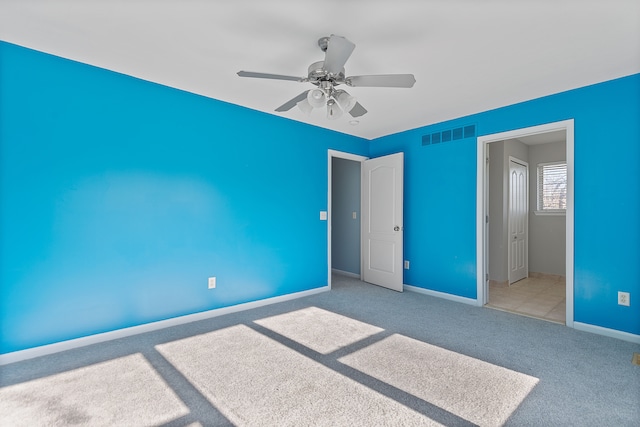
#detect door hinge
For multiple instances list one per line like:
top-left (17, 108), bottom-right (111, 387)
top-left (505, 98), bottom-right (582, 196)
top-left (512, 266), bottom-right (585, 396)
top-left (486, 273), bottom-right (489, 282)
top-left (486, 157), bottom-right (490, 165)
top-left (486, 215), bottom-right (489, 224)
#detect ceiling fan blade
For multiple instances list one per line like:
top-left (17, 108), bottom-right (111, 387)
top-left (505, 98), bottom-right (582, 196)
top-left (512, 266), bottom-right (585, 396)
top-left (347, 74), bottom-right (416, 88)
top-left (323, 35), bottom-right (356, 75)
top-left (349, 102), bottom-right (368, 118)
top-left (237, 71), bottom-right (304, 82)
top-left (275, 91), bottom-right (310, 112)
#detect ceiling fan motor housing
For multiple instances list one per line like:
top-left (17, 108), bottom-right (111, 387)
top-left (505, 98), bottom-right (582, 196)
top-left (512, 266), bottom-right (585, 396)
top-left (308, 61), bottom-right (345, 85)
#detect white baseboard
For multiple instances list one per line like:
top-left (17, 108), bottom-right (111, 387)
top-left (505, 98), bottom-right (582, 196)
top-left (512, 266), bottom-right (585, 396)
top-left (404, 284), bottom-right (477, 306)
top-left (573, 322), bottom-right (640, 344)
top-left (0, 286), bottom-right (330, 366)
top-left (331, 268), bottom-right (361, 279)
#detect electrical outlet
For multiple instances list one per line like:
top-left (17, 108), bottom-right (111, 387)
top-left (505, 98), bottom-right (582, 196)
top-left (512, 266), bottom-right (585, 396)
top-left (208, 277), bottom-right (216, 289)
top-left (618, 291), bottom-right (630, 306)
top-left (404, 260), bottom-right (410, 270)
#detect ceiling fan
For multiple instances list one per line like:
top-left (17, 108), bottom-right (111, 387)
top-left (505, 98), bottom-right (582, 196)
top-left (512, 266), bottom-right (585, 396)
top-left (237, 35), bottom-right (416, 120)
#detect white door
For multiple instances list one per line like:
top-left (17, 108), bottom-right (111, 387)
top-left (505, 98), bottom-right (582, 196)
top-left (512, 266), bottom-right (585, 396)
top-left (362, 153), bottom-right (404, 291)
top-left (508, 158), bottom-right (528, 284)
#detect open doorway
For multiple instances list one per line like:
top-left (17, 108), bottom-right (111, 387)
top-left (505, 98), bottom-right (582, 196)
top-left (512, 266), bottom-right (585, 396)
top-left (327, 150), bottom-right (367, 288)
top-left (330, 155), bottom-right (363, 279)
top-left (476, 120), bottom-right (574, 327)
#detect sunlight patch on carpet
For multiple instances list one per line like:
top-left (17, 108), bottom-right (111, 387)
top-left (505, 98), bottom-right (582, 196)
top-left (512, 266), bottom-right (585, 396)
top-left (156, 324), bottom-right (442, 426)
top-left (0, 353), bottom-right (189, 426)
top-left (339, 334), bottom-right (539, 427)
top-left (254, 306), bottom-right (384, 354)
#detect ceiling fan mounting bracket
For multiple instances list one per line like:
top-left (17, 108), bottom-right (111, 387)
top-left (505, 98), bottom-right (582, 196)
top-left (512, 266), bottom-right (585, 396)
top-left (317, 36), bottom-right (330, 52)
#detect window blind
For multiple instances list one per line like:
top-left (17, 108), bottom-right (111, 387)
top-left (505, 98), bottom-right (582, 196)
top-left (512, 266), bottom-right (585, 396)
top-left (538, 162), bottom-right (567, 210)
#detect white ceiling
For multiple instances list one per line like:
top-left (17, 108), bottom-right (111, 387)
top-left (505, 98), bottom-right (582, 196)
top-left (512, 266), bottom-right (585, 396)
top-left (1, 0), bottom-right (639, 140)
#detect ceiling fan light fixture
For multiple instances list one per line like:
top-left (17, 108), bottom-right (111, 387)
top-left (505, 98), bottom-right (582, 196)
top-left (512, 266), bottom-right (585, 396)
top-left (307, 88), bottom-right (326, 108)
top-left (296, 98), bottom-right (313, 115)
top-left (335, 90), bottom-right (357, 113)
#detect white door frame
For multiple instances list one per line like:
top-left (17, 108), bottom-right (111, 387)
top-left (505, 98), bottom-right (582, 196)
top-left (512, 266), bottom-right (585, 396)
top-left (327, 149), bottom-right (368, 289)
top-left (476, 119), bottom-right (574, 327)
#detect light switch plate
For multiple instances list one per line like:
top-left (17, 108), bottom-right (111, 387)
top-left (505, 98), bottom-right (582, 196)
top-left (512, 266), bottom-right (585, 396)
top-left (320, 211), bottom-right (327, 220)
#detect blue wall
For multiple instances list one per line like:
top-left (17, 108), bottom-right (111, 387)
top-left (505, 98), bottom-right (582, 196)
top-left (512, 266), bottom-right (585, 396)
top-left (0, 42), bottom-right (368, 353)
top-left (370, 73), bottom-right (640, 336)
top-left (2, 41), bottom-right (638, 354)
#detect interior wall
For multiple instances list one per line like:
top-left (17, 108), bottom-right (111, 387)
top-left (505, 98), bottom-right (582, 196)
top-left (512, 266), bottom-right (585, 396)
top-left (331, 157), bottom-right (361, 275)
top-left (369, 73), bottom-right (640, 336)
top-left (2, 41), bottom-right (638, 352)
top-left (0, 42), bottom-right (369, 354)
top-left (504, 139), bottom-right (529, 165)
top-left (528, 141), bottom-right (567, 276)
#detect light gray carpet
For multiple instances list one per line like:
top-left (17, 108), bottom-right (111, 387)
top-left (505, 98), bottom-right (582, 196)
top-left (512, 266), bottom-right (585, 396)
top-left (338, 334), bottom-right (537, 426)
top-left (0, 353), bottom-right (188, 426)
top-left (157, 324), bottom-right (437, 426)
top-left (1, 274), bottom-right (639, 426)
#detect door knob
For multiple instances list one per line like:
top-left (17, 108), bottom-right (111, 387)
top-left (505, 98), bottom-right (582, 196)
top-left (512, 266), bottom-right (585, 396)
top-left (394, 226), bottom-right (400, 231)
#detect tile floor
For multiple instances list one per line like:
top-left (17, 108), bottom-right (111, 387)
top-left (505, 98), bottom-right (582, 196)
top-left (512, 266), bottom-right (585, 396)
top-left (486, 275), bottom-right (566, 324)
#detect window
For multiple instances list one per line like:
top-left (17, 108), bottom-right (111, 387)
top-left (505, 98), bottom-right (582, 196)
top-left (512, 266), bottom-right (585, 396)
top-left (537, 162), bottom-right (567, 214)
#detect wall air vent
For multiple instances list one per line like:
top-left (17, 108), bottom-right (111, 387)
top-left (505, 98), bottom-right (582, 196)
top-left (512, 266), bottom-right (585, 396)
top-left (421, 124), bottom-right (476, 146)
top-left (464, 125), bottom-right (476, 138)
